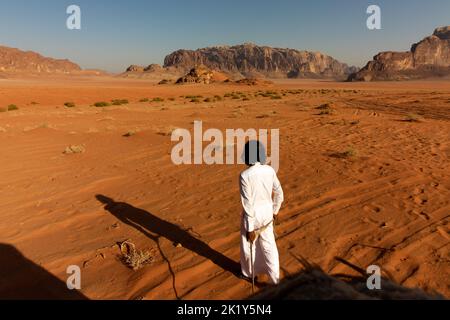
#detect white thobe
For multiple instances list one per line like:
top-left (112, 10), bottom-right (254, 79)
top-left (239, 163), bottom-right (284, 284)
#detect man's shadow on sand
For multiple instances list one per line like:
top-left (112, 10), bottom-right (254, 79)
top-left (96, 195), bottom-right (241, 298)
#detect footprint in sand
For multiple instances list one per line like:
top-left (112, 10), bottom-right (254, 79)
top-left (413, 196), bottom-right (428, 205)
top-left (363, 204), bottom-right (382, 213)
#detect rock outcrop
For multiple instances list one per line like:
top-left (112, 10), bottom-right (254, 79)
top-left (349, 26), bottom-right (450, 81)
top-left (0, 45), bottom-right (81, 74)
top-left (175, 65), bottom-right (229, 84)
top-left (164, 43), bottom-right (357, 79)
top-left (122, 63), bottom-right (182, 80)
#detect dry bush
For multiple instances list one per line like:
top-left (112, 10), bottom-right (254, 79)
top-left (331, 147), bottom-right (358, 159)
top-left (123, 131), bottom-right (136, 137)
top-left (64, 102), bottom-right (76, 108)
top-left (157, 125), bottom-right (178, 136)
top-left (119, 241), bottom-right (153, 271)
top-left (404, 113), bottom-right (423, 123)
top-left (63, 145), bottom-right (85, 154)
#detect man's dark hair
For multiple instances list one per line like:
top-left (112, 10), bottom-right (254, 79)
top-left (242, 140), bottom-right (267, 166)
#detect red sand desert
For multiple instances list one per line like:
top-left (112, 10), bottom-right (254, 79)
top-left (0, 77), bottom-right (449, 299)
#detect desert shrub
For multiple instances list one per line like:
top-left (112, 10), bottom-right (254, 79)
top-left (157, 125), bottom-right (178, 136)
top-left (204, 97), bottom-right (213, 103)
top-left (152, 97), bottom-right (164, 102)
top-left (214, 95), bottom-right (222, 101)
top-left (94, 101), bottom-right (111, 108)
top-left (404, 113), bottom-right (423, 123)
top-left (139, 98), bottom-right (149, 102)
top-left (168, 97), bottom-right (175, 101)
top-left (190, 98), bottom-right (200, 103)
top-left (224, 93), bottom-right (232, 98)
top-left (342, 148), bottom-right (357, 158)
top-left (316, 103), bottom-right (334, 110)
top-left (64, 102), bottom-right (76, 108)
top-left (271, 95), bottom-right (282, 100)
top-left (123, 130), bottom-right (136, 137)
top-left (331, 148), bottom-right (358, 159)
top-left (111, 99), bottom-right (129, 106)
top-left (63, 145), bottom-right (85, 154)
top-left (7, 104), bottom-right (19, 111)
top-left (319, 109), bottom-right (335, 115)
top-left (119, 241), bottom-right (153, 271)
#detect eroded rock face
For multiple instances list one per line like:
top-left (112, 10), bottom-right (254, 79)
top-left (349, 26), bottom-right (450, 81)
top-left (164, 43), bottom-right (356, 79)
top-left (0, 45), bottom-right (81, 74)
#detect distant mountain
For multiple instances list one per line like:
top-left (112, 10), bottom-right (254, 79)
top-left (349, 26), bottom-right (450, 81)
top-left (124, 43), bottom-right (357, 80)
top-left (164, 43), bottom-right (357, 79)
top-left (0, 45), bottom-right (82, 75)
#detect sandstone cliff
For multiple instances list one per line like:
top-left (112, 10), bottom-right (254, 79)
top-left (349, 26), bottom-right (450, 81)
top-left (164, 43), bottom-right (356, 79)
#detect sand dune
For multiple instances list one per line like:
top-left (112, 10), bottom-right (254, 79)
top-left (0, 77), bottom-right (448, 299)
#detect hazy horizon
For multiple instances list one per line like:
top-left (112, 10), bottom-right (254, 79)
top-left (0, 0), bottom-right (449, 73)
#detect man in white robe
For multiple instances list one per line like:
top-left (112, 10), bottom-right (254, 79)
top-left (239, 141), bottom-right (284, 285)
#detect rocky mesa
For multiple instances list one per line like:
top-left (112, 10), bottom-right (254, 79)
top-left (0, 45), bottom-right (82, 75)
top-left (164, 43), bottom-right (357, 79)
top-left (124, 43), bottom-right (357, 80)
top-left (349, 26), bottom-right (450, 81)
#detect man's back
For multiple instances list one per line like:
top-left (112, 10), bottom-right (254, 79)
top-left (240, 163), bottom-right (284, 232)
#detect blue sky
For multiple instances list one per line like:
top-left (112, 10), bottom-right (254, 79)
top-left (0, 0), bottom-right (449, 72)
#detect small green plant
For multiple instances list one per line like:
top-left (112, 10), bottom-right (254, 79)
top-left (94, 101), bottom-right (111, 108)
top-left (64, 102), bottom-right (76, 108)
top-left (7, 104), bottom-right (19, 111)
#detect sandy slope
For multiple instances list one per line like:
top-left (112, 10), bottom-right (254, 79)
top-left (0, 77), bottom-right (448, 299)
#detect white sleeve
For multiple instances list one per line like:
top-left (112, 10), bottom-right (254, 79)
top-left (239, 174), bottom-right (255, 232)
top-left (272, 171), bottom-right (284, 216)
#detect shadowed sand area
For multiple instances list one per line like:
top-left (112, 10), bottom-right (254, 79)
top-left (0, 77), bottom-right (448, 299)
